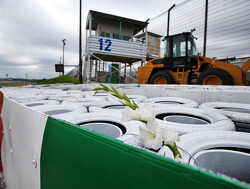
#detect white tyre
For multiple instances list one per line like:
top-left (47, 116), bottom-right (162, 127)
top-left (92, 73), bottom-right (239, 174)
top-left (21, 100), bottom-right (60, 107)
top-left (89, 101), bottom-right (127, 112)
top-left (158, 131), bottom-right (250, 184)
top-left (66, 85), bottom-right (92, 91)
top-left (79, 91), bottom-right (95, 96)
top-left (61, 97), bottom-right (107, 108)
top-left (48, 94), bottom-right (83, 102)
top-left (59, 111), bottom-right (143, 145)
top-left (49, 84), bottom-right (73, 90)
top-left (154, 107), bottom-right (235, 135)
top-left (199, 102), bottom-right (250, 132)
top-left (118, 84), bottom-right (140, 88)
top-left (8, 94), bottom-right (49, 102)
top-left (143, 97), bottom-right (198, 108)
top-left (108, 95), bottom-right (147, 103)
top-left (31, 104), bottom-right (87, 117)
top-left (85, 92), bottom-right (111, 98)
top-left (89, 100), bottom-right (141, 112)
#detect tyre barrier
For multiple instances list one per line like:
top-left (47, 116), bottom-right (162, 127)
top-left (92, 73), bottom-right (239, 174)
top-left (154, 107), bottom-right (235, 135)
top-left (21, 100), bottom-right (60, 107)
top-left (57, 111), bottom-right (143, 145)
top-left (199, 102), bottom-right (250, 132)
top-left (158, 131), bottom-right (250, 184)
top-left (142, 97), bottom-right (198, 108)
top-left (31, 104), bottom-right (87, 118)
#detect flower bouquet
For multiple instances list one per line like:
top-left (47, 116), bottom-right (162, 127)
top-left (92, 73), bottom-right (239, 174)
top-left (93, 83), bottom-right (182, 160)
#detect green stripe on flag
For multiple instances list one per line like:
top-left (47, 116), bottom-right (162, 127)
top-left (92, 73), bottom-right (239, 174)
top-left (40, 117), bottom-right (248, 189)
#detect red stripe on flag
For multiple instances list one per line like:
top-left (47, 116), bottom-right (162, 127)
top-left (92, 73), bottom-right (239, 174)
top-left (0, 91), bottom-right (3, 114)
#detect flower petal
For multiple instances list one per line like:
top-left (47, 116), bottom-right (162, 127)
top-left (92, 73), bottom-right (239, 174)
top-left (139, 126), bottom-right (156, 148)
top-left (139, 124), bottom-right (163, 150)
top-left (162, 128), bottom-right (179, 147)
top-left (122, 106), bottom-right (141, 122)
top-left (146, 120), bottom-right (158, 132)
top-left (136, 105), bottom-right (155, 121)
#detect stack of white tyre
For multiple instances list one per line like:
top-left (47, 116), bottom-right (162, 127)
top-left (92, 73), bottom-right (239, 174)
top-left (4, 84), bottom-right (250, 184)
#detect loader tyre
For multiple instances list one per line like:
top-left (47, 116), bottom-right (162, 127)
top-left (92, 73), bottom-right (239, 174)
top-left (149, 71), bottom-right (175, 84)
top-left (197, 68), bottom-right (234, 85)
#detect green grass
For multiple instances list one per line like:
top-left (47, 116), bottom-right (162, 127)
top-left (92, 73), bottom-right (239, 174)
top-left (0, 83), bottom-right (29, 87)
top-left (37, 75), bottom-right (79, 85)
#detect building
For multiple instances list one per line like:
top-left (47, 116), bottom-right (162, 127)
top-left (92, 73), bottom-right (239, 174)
top-left (83, 10), bottom-right (148, 83)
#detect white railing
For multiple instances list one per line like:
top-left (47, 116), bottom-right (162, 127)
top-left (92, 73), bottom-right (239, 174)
top-left (87, 35), bottom-right (147, 60)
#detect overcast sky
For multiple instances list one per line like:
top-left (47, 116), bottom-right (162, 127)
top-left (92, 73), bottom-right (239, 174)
top-left (0, 0), bottom-right (185, 79)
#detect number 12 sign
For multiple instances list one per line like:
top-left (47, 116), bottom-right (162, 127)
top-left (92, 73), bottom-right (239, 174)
top-left (98, 38), bottom-right (112, 52)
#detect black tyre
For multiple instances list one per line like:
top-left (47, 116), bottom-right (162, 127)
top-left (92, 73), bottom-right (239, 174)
top-left (149, 71), bottom-right (175, 84)
top-left (197, 68), bottom-right (234, 85)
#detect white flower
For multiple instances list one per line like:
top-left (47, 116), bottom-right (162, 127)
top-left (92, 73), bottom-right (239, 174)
top-left (122, 106), bottom-right (141, 122)
top-left (122, 105), bottom-right (155, 122)
top-left (139, 120), bottom-right (163, 150)
top-left (136, 105), bottom-right (154, 121)
top-left (162, 128), bottom-right (179, 147)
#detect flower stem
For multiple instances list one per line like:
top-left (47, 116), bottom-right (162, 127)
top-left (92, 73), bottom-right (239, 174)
top-left (166, 143), bottom-right (182, 159)
top-left (92, 83), bottom-right (139, 110)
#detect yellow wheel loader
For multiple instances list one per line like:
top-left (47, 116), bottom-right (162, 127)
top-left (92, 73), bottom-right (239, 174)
top-left (137, 32), bottom-right (250, 85)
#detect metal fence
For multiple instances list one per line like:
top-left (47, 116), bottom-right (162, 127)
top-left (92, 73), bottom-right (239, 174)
top-left (148, 0), bottom-right (250, 59)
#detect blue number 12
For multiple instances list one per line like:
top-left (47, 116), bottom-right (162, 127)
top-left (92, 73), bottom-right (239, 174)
top-left (98, 38), bottom-right (112, 52)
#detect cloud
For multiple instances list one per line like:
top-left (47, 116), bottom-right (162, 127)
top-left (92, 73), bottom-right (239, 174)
top-left (17, 65), bottom-right (42, 71)
top-left (4, 0), bottom-right (247, 79)
top-left (6, 56), bottom-right (39, 65)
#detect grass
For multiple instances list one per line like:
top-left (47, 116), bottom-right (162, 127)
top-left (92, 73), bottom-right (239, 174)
top-left (36, 75), bottom-right (79, 85)
top-left (0, 83), bottom-right (29, 87)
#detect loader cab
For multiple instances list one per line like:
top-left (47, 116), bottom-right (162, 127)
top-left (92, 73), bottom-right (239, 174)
top-left (164, 32), bottom-right (198, 70)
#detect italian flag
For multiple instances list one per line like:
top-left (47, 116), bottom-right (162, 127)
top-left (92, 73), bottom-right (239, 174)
top-left (0, 91), bottom-right (247, 189)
